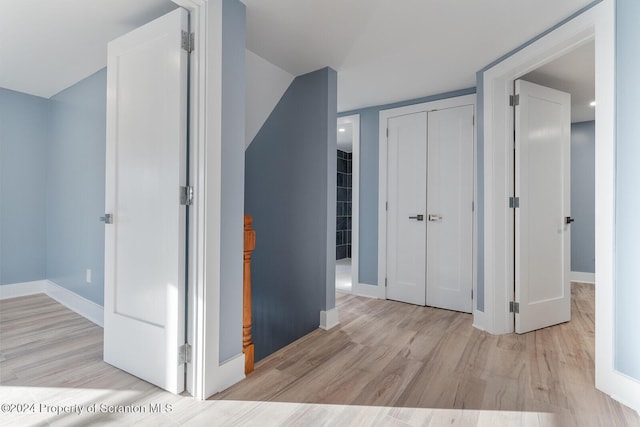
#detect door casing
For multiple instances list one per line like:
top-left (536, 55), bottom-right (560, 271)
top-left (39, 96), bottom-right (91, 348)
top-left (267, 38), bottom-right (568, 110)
top-left (479, 0), bottom-right (640, 414)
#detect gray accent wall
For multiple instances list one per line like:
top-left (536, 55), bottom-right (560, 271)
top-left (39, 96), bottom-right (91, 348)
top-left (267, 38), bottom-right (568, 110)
top-left (47, 69), bottom-right (107, 306)
top-left (338, 88), bottom-right (476, 286)
top-left (0, 89), bottom-right (49, 285)
top-left (615, 0), bottom-right (640, 381)
top-left (245, 67), bottom-right (337, 361)
top-left (219, 0), bottom-right (246, 364)
top-left (570, 121), bottom-right (595, 274)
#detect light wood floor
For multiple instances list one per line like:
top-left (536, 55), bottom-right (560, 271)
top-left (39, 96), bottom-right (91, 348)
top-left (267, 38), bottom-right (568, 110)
top-left (0, 285), bottom-right (638, 426)
top-left (215, 283), bottom-right (639, 426)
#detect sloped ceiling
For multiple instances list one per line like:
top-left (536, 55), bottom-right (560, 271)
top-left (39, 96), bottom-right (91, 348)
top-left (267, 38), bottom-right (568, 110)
top-left (241, 0), bottom-right (595, 111)
top-left (1, 0), bottom-right (595, 111)
top-left (0, 0), bottom-right (177, 98)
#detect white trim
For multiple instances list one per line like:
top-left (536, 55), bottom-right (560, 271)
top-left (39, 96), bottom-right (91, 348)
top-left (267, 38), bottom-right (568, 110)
top-left (352, 282), bottom-right (385, 299)
top-left (482, 0), bottom-right (640, 413)
top-left (319, 308), bottom-right (340, 330)
top-left (215, 353), bottom-right (246, 392)
top-left (480, 3), bottom-right (601, 335)
top-left (45, 280), bottom-right (104, 327)
top-left (378, 94), bottom-right (477, 302)
top-left (173, 0), bottom-right (246, 400)
top-left (0, 280), bottom-right (104, 327)
top-left (338, 114), bottom-right (362, 297)
top-left (0, 280), bottom-right (46, 299)
top-left (571, 271), bottom-right (596, 284)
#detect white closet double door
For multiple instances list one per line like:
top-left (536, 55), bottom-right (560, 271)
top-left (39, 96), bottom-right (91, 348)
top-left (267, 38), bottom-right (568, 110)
top-left (386, 105), bottom-right (474, 313)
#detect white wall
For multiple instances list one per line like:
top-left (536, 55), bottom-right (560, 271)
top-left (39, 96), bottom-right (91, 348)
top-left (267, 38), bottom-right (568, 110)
top-left (245, 50), bottom-right (294, 148)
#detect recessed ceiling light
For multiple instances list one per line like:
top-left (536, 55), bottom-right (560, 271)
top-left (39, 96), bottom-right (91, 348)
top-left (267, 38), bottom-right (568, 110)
top-left (590, 101), bottom-right (596, 107)
top-left (338, 128), bottom-right (346, 132)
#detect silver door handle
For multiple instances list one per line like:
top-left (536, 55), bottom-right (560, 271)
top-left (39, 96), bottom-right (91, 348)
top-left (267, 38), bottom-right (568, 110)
top-left (408, 214), bottom-right (424, 221)
top-left (100, 214), bottom-right (113, 224)
top-left (428, 214), bottom-right (442, 221)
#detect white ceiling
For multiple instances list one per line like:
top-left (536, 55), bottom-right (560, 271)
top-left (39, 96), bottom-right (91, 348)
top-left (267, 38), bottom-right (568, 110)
top-left (242, 0), bottom-right (594, 112)
top-left (523, 41), bottom-right (595, 123)
top-left (1, 0), bottom-right (594, 111)
top-left (0, 0), bottom-right (177, 98)
top-left (337, 123), bottom-right (353, 152)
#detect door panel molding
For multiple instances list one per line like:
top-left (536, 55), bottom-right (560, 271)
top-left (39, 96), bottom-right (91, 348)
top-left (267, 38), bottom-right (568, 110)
top-left (514, 80), bottom-right (571, 333)
top-left (104, 8), bottom-right (188, 394)
top-left (378, 94), bottom-right (476, 305)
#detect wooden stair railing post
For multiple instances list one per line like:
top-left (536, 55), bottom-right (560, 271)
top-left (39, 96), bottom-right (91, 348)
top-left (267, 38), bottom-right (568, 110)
top-left (243, 215), bottom-right (256, 374)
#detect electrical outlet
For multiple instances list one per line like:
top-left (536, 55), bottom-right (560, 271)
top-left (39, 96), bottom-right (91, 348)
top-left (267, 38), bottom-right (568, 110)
top-left (86, 269), bottom-right (92, 284)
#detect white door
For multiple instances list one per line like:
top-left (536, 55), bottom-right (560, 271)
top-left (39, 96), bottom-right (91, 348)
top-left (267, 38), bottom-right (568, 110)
top-left (104, 9), bottom-right (189, 393)
top-left (514, 79), bottom-right (571, 334)
top-left (426, 106), bottom-right (474, 313)
top-left (386, 112), bottom-right (427, 305)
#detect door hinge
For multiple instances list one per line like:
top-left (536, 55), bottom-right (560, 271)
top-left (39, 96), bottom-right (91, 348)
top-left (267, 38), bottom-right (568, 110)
top-left (509, 301), bottom-right (520, 314)
top-left (180, 186), bottom-right (194, 206)
top-left (99, 213), bottom-right (113, 224)
top-left (385, 278), bottom-right (388, 287)
top-left (471, 289), bottom-right (474, 300)
top-left (178, 343), bottom-right (192, 364)
top-left (472, 115), bottom-right (475, 126)
top-left (182, 31), bottom-right (194, 53)
top-left (386, 128), bottom-right (389, 138)
top-left (509, 94), bottom-right (520, 106)
top-left (386, 201), bottom-right (388, 211)
top-left (509, 196), bottom-right (520, 208)
top-left (472, 201), bottom-right (474, 212)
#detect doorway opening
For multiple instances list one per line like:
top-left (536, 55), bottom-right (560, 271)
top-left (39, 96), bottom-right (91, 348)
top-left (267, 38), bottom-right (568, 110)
top-left (335, 115), bottom-right (360, 294)
top-left (479, 0), bottom-right (640, 412)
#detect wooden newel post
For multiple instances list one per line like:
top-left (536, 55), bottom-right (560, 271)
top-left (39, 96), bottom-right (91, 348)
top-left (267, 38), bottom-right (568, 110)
top-left (243, 215), bottom-right (256, 375)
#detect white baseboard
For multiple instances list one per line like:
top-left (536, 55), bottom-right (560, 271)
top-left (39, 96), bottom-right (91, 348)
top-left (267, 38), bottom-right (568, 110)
top-left (45, 280), bottom-right (104, 327)
top-left (352, 282), bottom-right (384, 299)
top-left (472, 309), bottom-right (488, 333)
top-left (209, 353), bottom-right (245, 397)
top-left (571, 271), bottom-right (596, 284)
top-left (319, 307), bottom-right (340, 330)
top-left (0, 280), bottom-right (104, 327)
top-left (0, 280), bottom-right (46, 299)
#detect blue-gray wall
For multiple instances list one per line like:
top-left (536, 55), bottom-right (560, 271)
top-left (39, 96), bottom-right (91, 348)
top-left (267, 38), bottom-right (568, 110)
top-left (570, 121), bottom-right (595, 274)
top-left (219, 0), bottom-right (246, 363)
top-left (615, 0), bottom-right (640, 381)
top-left (47, 69), bottom-right (107, 306)
top-left (338, 88), bottom-right (476, 286)
top-left (0, 71), bottom-right (106, 304)
top-left (0, 89), bottom-right (49, 285)
top-left (245, 67), bottom-right (337, 361)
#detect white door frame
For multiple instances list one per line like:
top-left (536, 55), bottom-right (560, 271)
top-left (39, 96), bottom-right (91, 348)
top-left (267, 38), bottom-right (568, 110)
top-left (378, 94), bottom-right (477, 303)
top-left (481, 0), bottom-right (640, 413)
top-left (337, 114), bottom-right (361, 295)
top-left (173, 0), bottom-right (245, 400)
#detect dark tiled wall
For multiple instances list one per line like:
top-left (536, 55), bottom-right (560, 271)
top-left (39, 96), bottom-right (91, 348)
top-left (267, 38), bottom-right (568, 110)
top-left (336, 150), bottom-right (352, 259)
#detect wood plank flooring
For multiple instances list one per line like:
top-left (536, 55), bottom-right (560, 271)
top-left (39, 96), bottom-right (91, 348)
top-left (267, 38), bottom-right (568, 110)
top-left (0, 284), bottom-right (638, 426)
top-left (215, 283), bottom-right (639, 426)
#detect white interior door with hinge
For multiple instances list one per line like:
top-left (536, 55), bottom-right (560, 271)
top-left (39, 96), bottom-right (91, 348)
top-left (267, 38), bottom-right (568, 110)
top-left (426, 106), bottom-right (474, 313)
top-left (104, 8), bottom-right (189, 393)
top-left (386, 112), bottom-right (427, 306)
top-left (514, 79), bottom-right (571, 334)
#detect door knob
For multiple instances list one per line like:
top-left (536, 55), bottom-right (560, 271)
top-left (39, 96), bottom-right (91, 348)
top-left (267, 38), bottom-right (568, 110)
top-left (565, 217), bottom-right (575, 224)
top-left (100, 214), bottom-right (114, 224)
top-left (408, 215), bottom-right (424, 221)
top-left (428, 214), bottom-right (442, 221)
